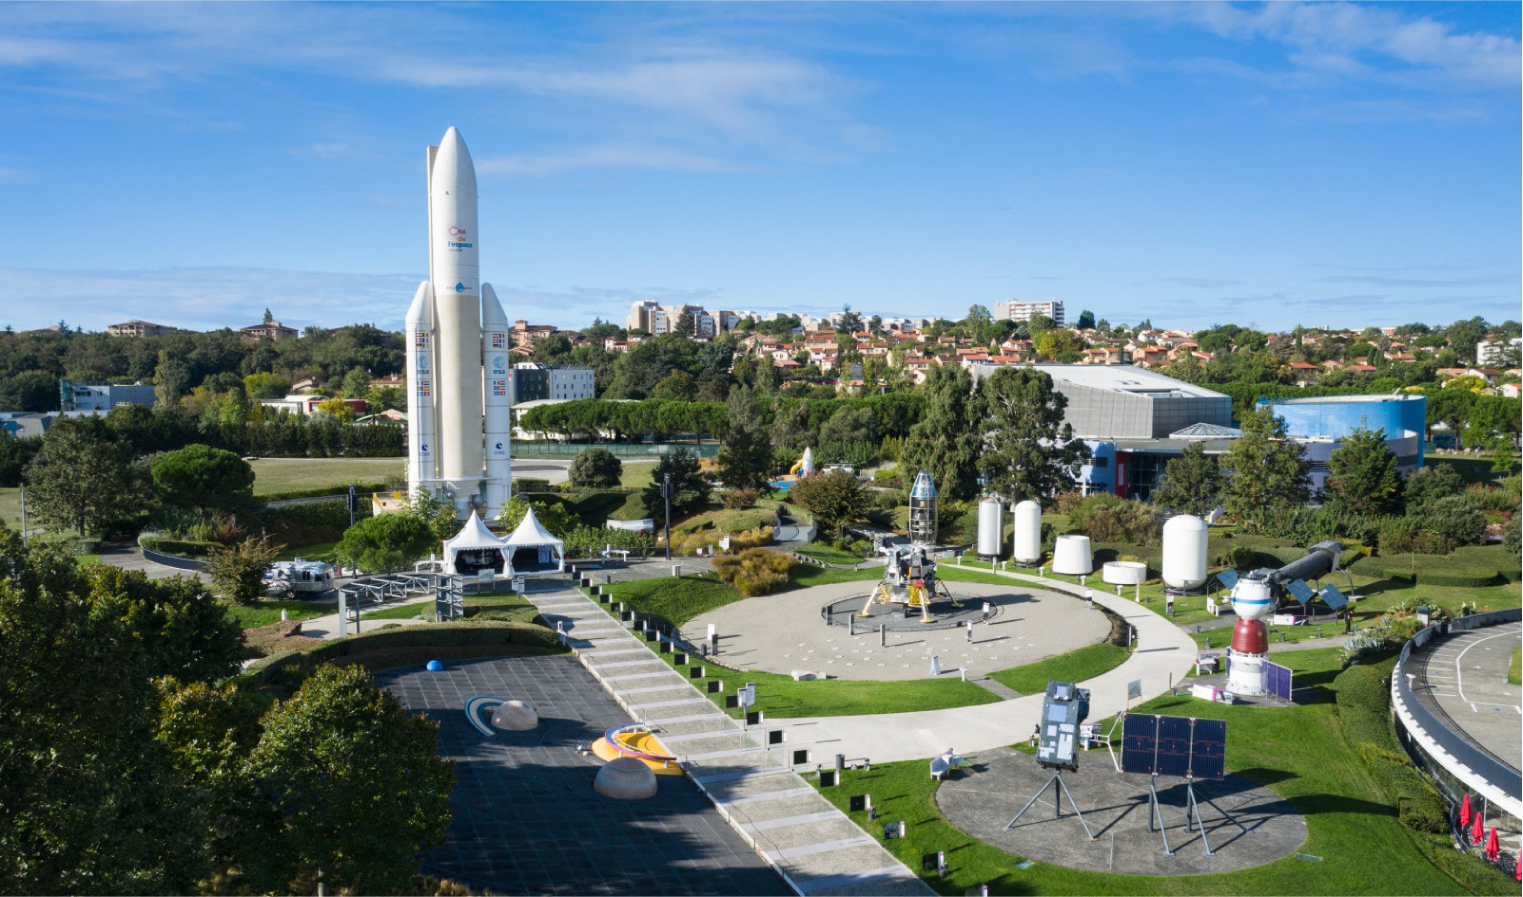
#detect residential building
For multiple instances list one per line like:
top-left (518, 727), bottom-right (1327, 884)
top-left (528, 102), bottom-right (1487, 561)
top-left (107, 319), bottom-right (178, 338)
top-left (509, 363), bottom-right (596, 405)
top-left (241, 320), bottom-right (299, 341)
top-left (509, 320), bottom-right (559, 349)
top-left (59, 380), bottom-right (157, 411)
top-left (993, 299), bottom-right (1065, 327)
top-left (1477, 337), bottom-right (1523, 366)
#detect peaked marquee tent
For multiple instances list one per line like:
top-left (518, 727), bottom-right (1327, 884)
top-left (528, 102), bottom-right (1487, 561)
top-left (503, 504), bottom-right (565, 575)
top-left (442, 510), bottom-right (506, 576)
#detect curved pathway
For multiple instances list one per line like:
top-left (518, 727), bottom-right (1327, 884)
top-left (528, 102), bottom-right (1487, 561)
top-left (773, 571), bottom-right (1197, 764)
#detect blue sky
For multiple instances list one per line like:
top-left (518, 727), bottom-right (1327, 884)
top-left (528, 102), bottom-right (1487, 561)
top-left (1, 2), bottom-right (1517, 335)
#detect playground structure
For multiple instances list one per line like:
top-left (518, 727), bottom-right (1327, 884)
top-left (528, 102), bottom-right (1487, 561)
top-left (591, 723), bottom-right (683, 775)
top-left (858, 543), bottom-right (962, 624)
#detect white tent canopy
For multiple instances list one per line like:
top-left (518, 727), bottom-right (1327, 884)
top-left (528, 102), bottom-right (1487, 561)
top-left (442, 510), bottom-right (507, 576)
top-left (503, 504), bottom-right (565, 575)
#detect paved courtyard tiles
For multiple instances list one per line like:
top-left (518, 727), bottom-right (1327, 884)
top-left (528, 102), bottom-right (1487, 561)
top-left (378, 655), bottom-right (791, 896)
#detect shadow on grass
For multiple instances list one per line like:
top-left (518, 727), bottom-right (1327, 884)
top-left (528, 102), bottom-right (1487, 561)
top-left (1354, 578), bottom-right (1416, 598)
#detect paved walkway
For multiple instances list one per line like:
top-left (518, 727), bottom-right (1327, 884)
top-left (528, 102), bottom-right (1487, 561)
top-left (772, 571), bottom-right (1198, 764)
top-left (525, 585), bottom-right (934, 897)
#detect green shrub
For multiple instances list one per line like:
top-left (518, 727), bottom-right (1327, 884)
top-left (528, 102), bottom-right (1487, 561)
top-left (1069, 493), bottom-right (1160, 544)
top-left (712, 548), bottom-right (794, 596)
top-left (722, 488), bottom-right (760, 510)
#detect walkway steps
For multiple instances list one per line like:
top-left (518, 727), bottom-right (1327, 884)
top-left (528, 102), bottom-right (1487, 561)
top-left (520, 584), bottom-right (932, 897)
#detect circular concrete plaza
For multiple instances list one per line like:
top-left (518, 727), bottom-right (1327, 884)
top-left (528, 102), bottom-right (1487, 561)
top-left (938, 749), bottom-right (1307, 876)
top-left (684, 580), bottom-right (1110, 682)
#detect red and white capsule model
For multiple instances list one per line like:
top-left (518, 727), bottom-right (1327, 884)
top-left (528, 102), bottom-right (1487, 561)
top-left (406, 128), bottom-right (511, 520)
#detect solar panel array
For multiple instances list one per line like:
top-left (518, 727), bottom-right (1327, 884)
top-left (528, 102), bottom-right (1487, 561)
top-left (1216, 569), bottom-right (1239, 590)
top-left (1264, 660), bottom-right (1293, 703)
top-left (1319, 585), bottom-right (1348, 610)
top-left (1118, 714), bottom-right (1228, 780)
top-left (1284, 578), bottom-right (1315, 604)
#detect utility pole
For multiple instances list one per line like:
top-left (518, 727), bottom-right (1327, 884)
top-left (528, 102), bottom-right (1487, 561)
top-left (347, 482), bottom-right (357, 528)
top-left (19, 485), bottom-right (27, 545)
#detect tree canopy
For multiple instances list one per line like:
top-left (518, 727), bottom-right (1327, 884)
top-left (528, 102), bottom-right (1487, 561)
top-left (1219, 406), bottom-right (1313, 531)
top-left (1148, 442), bottom-right (1224, 518)
top-left (1323, 425), bottom-right (1403, 516)
top-left (975, 367), bottom-right (1088, 505)
top-left (150, 443), bottom-right (255, 512)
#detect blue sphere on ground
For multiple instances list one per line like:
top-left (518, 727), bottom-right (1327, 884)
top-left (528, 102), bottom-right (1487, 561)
top-left (426, 660), bottom-right (443, 672)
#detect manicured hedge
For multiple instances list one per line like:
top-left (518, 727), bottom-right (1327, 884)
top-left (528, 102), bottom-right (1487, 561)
top-left (140, 536), bottom-right (221, 558)
top-left (1352, 553), bottom-right (1500, 587)
top-left (1452, 544), bottom-right (1522, 584)
top-left (248, 620), bottom-right (563, 675)
top-left (257, 480), bottom-right (390, 502)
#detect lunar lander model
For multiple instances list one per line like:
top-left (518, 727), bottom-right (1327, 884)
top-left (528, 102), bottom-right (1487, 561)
top-left (859, 543), bottom-right (962, 624)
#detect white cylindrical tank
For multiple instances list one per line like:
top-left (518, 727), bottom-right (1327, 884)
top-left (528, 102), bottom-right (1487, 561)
top-left (1012, 500), bottom-right (1042, 564)
top-left (1162, 515), bottom-right (1208, 590)
top-left (976, 497), bottom-right (1004, 558)
top-left (1052, 534), bottom-right (1093, 575)
top-left (1229, 577), bottom-right (1275, 620)
top-left (1102, 561), bottom-right (1148, 585)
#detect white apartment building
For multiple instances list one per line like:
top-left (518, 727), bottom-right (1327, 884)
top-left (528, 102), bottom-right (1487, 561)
top-left (993, 299), bottom-right (1065, 327)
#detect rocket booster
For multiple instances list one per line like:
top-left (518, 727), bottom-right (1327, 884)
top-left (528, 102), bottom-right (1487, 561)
top-left (404, 281), bottom-right (437, 497)
top-left (428, 127), bottom-right (484, 491)
top-left (482, 284), bottom-right (512, 519)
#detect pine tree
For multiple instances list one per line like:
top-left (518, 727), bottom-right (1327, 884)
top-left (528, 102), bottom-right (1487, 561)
top-left (718, 387), bottom-right (774, 492)
top-left (899, 364), bottom-right (980, 501)
top-left (976, 367), bottom-right (1088, 504)
top-left (1220, 406), bottom-right (1312, 531)
top-left (1148, 442), bottom-right (1224, 518)
top-left (1324, 425), bottom-right (1403, 516)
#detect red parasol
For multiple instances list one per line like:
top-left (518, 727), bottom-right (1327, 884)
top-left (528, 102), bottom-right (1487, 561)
top-left (1486, 827), bottom-right (1499, 860)
top-left (1459, 793), bottom-right (1471, 829)
top-left (1471, 809), bottom-right (1484, 844)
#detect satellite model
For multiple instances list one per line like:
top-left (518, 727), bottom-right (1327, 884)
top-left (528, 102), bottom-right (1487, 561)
top-left (859, 543), bottom-right (960, 624)
top-left (1216, 540), bottom-right (1349, 696)
top-left (1007, 680), bottom-right (1096, 839)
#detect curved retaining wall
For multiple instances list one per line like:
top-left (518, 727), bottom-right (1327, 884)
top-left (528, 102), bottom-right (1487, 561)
top-left (1391, 609), bottom-right (1522, 824)
top-left (141, 546), bottom-right (208, 571)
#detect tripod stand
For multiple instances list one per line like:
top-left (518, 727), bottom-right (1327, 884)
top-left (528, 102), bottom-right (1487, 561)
top-left (1144, 775), bottom-right (1251, 856)
top-left (1005, 766), bottom-right (1096, 840)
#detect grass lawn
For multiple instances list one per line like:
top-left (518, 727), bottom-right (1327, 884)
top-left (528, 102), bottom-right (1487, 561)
top-left (274, 540), bottom-right (340, 563)
top-left (362, 601), bottom-right (433, 622)
top-left (600, 573), bottom-right (745, 625)
top-left (987, 643), bottom-right (1130, 696)
top-left (1510, 647), bottom-right (1521, 686)
top-left (224, 599), bottom-right (331, 629)
top-left (1424, 452), bottom-right (1517, 485)
top-left (0, 487), bottom-right (21, 530)
top-left (809, 647), bottom-right (1494, 896)
top-left (672, 507), bottom-right (778, 535)
top-left (249, 458), bottom-right (404, 495)
top-left (618, 460), bottom-right (659, 490)
top-left (794, 543), bottom-right (868, 565)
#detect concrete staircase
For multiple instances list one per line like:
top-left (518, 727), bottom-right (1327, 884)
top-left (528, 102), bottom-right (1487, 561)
top-left (526, 588), bottom-right (933, 897)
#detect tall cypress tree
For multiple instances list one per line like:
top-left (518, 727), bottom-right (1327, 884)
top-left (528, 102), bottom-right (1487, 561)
top-left (899, 364), bottom-right (980, 501)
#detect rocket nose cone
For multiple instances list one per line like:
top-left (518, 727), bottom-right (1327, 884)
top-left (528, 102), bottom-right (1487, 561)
top-left (432, 127), bottom-right (477, 196)
top-left (481, 283), bottom-right (508, 325)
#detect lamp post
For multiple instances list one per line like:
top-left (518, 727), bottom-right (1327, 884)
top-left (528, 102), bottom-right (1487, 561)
top-left (663, 473), bottom-right (672, 561)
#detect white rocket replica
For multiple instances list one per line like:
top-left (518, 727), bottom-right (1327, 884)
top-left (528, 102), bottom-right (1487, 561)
top-left (405, 128), bottom-right (512, 520)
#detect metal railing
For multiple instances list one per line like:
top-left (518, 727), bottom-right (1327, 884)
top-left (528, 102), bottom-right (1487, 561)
top-left (1393, 609), bottom-right (1522, 828)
